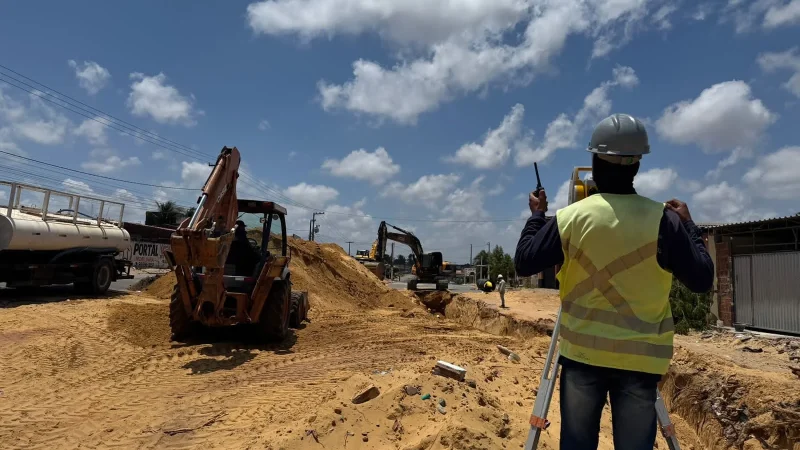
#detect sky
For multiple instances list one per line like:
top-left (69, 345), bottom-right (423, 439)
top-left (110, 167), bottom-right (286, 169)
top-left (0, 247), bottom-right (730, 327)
top-left (0, 0), bottom-right (799, 264)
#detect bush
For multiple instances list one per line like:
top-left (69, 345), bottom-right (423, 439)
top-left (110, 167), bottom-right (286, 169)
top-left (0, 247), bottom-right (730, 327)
top-left (669, 278), bottom-right (712, 334)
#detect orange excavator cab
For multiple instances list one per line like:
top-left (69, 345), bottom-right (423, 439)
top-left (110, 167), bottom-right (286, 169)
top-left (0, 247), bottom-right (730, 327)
top-left (164, 147), bottom-right (309, 341)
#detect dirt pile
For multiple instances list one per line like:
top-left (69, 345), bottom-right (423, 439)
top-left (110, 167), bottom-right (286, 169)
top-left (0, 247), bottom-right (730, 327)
top-left (141, 237), bottom-right (417, 312)
top-left (143, 271), bottom-right (176, 300)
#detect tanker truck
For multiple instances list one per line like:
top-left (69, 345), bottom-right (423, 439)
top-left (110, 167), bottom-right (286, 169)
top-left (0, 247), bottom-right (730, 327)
top-left (0, 181), bottom-right (133, 295)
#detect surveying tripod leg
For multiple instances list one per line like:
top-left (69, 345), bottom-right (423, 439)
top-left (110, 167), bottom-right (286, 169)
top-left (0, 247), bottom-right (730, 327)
top-left (524, 308), bottom-right (563, 450)
top-left (655, 389), bottom-right (681, 450)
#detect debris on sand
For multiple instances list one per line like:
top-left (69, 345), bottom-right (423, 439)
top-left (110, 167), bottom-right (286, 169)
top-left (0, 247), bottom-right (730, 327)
top-left (403, 385), bottom-right (420, 396)
top-left (433, 360), bottom-right (466, 381)
top-left (351, 385), bottom-right (380, 404)
top-left (741, 346), bottom-right (763, 353)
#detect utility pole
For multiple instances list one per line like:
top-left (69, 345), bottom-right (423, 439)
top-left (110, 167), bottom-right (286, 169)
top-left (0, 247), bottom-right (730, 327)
top-left (390, 242), bottom-right (395, 280)
top-left (470, 244), bottom-right (473, 266)
top-left (486, 241), bottom-right (491, 280)
top-left (346, 241), bottom-right (353, 255)
top-left (309, 211), bottom-right (324, 241)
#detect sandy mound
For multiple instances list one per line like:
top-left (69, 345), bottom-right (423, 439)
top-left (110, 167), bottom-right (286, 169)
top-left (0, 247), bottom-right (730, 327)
top-left (142, 237), bottom-right (416, 313)
top-left (143, 271), bottom-right (176, 300)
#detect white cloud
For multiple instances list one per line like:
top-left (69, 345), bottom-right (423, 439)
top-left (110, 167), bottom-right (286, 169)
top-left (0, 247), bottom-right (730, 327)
top-left (515, 65), bottom-right (638, 166)
top-left (692, 181), bottom-right (776, 223)
top-left (655, 80), bottom-right (775, 153)
top-left (127, 73), bottom-right (200, 126)
top-left (634, 167), bottom-right (678, 198)
top-left (67, 60), bottom-right (111, 95)
top-left (652, 4), bottom-right (678, 29)
top-left (247, 0), bottom-right (529, 46)
top-left (152, 151), bottom-right (168, 160)
top-left (691, 3), bottom-right (713, 21)
top-left (549, 179), bottom-right (571, 212)
top-left (73, 118), bottom-right (108, 145)
top-left (706, 147), bottom-right (753, 179)
top-left (284, 182), bottom-right (339, 208)
top-left (322, 147), bottom-right (400, 184)
top-left (63, 178), bottom-right (94, 194)
top-left (743, 146), bottom-right (800, 200)
top-left (384, 173), bottom-right (461, 206)
top-left (763, 0), bottom-right (800, 28)
top-left (757, 47), bottom-right (800, 98)
top-left (448, 104), bottom-right (529, 169)
top-left (258, 119), bottom-right (271, 130)
top-left (0, 89), bottom-right (71, 145)
top-left (81, 149), bottom-right (142, 174)
top-left (303, 1), bottom-right (661, 124)
top-left (180, 161), bottom-right (212, 187)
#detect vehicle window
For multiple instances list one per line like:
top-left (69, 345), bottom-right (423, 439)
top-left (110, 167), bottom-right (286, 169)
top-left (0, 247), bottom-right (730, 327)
top-left (267, 213), bottom-right (284, 255)
top-left (237, 212), bottom-right (264, 249)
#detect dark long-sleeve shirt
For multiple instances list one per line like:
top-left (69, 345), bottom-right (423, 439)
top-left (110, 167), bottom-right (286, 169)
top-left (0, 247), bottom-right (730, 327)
top-left (514, 204), bottom-right (714, 294)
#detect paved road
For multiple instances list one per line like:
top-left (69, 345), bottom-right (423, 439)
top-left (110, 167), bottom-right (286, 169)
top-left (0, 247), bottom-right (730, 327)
top-left (389, 281), bottom-right (474, 293)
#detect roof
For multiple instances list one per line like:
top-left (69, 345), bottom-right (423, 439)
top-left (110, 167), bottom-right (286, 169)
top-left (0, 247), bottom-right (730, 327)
top-left (698, 215), bottom-right (800, 231)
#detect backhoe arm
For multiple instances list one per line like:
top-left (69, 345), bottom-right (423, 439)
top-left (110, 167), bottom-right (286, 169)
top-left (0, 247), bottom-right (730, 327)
top-left (180, 146), bottom-right (241, 234)
top-left (168, 146), bottom-right (241, 325)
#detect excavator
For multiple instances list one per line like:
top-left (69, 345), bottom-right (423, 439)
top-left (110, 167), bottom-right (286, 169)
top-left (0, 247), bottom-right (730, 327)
top-left (164, 146), bottom-right (309, 341)
top-left (361, 221), bottom-right (448, 291)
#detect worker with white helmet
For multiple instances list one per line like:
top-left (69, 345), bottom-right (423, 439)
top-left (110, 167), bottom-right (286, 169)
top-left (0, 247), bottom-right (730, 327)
top-left (497, 274), bottom-right (507, 308)
top-left (515, 114), bottom-right (714, 449)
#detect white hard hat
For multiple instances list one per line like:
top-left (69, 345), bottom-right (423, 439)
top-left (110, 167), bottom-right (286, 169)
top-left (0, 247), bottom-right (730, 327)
top-left (497, 274), bottom-right (503, 279)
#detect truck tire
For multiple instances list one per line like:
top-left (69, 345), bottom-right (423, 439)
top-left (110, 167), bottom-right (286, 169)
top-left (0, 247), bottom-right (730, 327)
top-left (258, 281), bottom-right (290, 341)
top-left (436, 280), bottom-right (448, 291)
top-left (407, 279), bottom-right (418, 291)
top-left (75, 258), bottom-right (114, 295)
top-left (169, 285), bottom-right (195, 341)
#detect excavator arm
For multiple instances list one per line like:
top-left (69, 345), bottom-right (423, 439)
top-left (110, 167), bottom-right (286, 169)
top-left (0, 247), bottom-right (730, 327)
top-left (167, 146), bottom-right (241, 324)
top-left (380, 221), bottom-right (427, 274)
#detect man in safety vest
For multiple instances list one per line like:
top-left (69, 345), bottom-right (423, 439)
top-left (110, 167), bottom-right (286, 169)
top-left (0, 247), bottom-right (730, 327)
top-left (514, 113), bottom-right (714, 450)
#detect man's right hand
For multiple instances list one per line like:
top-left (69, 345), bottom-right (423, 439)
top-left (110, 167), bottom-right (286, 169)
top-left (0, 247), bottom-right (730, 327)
top-left (666, 199), bottom-right (693, 223)
top-left (529, 190), bottom-right (548, 214)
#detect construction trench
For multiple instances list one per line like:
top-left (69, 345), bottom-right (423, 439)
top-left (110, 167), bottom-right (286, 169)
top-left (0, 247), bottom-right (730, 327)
top-left (0, 238), bottom-right (798, 449)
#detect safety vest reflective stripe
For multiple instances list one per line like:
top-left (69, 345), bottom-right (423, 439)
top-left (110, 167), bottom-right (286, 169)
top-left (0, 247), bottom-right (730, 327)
top-left (561, 241), bottom-right (674, 336)
top-left (560, 326), bottom-right (674, 359)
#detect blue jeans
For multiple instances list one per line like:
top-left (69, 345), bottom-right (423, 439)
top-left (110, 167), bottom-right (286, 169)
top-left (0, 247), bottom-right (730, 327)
top-left (559, 359), bottom-right (660, 450)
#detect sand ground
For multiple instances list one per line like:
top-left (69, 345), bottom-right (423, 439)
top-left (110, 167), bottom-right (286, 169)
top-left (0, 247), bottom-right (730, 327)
top-left (0, 239), bottom-right (797, 449)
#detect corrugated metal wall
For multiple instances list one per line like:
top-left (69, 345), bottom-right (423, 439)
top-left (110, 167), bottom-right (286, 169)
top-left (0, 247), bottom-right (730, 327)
top-left (733, 255), bottom-right (753, 325)
top-left (733, 252), bottom-right (800, 334)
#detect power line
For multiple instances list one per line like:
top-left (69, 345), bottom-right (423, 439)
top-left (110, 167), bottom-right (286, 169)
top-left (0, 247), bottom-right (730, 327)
top-left (0, 64), bottom-right (527, 225)
top-left (0, 151), bottom-right (199, 191)
top-left (0, 65), bottom-right (211, 160)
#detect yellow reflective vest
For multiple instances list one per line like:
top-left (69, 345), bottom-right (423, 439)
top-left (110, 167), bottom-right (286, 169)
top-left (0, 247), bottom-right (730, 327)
top-left (555, 193), bottom-right (674, 375)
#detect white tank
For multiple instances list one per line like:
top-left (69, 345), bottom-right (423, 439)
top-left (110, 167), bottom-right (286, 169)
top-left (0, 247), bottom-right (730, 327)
top-left (0, 208), bottom-right (131, 252)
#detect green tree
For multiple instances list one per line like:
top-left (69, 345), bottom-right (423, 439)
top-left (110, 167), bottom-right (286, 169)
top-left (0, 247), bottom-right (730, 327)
top-left (394, 254), bottom-right (406, 267)
top-left (185, 207), bottom-right (196, 218)
top-left (153, 201), bottom-right (181, 226)
top-left (669, 279), bottom-right (712, 334)
top-left (486, 245), bottom-right (515, 282)
top-left (473, 250), bottom-right (489, 266)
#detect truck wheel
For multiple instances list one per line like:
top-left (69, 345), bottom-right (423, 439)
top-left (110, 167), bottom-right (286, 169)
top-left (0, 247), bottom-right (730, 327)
top-left (259, 281), bottom-right (290, 341)
top-left (407, 279), bottom-right (418, 291)
top-left (436, 280), bottom-right (448, 291)
top-left (169, 285), bottom-right (195, 341)
top-left (77, 259), bottom-right (114, 295)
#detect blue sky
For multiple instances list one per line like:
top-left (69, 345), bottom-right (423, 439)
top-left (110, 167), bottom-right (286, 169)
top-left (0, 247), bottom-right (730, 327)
top-left (1, 0), bottom-right (799, 263)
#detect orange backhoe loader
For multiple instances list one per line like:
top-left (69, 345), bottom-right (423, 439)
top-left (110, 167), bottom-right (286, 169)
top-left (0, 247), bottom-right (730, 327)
top-left (164, 146), bottom-right (309, 341)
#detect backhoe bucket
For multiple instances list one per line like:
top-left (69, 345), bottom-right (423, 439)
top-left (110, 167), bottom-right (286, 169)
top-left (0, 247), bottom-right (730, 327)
top-left (169, 231), bottom-right (234, 269)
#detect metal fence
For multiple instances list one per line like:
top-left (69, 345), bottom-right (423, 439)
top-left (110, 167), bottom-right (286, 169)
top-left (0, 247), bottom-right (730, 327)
top-left (733, 252), bottom-right (800, 334)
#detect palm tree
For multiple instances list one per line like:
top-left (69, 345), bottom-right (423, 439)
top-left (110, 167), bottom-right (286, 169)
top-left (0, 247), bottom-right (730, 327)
top-left (154, 201), bottom-right (181, 226)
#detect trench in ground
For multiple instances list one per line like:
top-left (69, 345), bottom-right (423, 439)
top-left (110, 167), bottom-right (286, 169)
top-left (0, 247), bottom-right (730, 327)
top-left (414, 291), bottom-right (800, 450)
